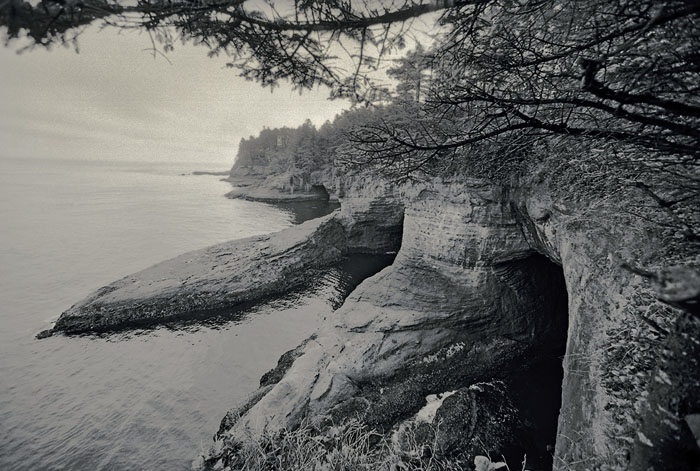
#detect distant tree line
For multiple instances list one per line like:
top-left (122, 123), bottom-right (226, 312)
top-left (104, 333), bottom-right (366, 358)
top-left (231, 107), bottom-right (388, 177)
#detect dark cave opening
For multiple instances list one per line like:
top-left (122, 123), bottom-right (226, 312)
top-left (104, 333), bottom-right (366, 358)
top-left (503, 254), bottom-right (569, 471)
top-left (347, 251), bottom-right (569, 471)
top-left (507, 354), bottom-right (566, 470)
top-left (310, 184), bottom-right (331, 200)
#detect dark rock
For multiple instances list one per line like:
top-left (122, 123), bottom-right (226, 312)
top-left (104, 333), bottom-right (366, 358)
top-left (35, 329), bottom-right (53, 339)
top-left (259, 335), bottom-right (315, 388)
top-left (394, 382), bottom-right (526, 464)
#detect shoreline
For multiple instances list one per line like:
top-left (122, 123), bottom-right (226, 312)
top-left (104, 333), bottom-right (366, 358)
top-left (225, 187), bottom-right (332, 203)
top-left (191, 170), bottom-right (231, 176)
top-left (224, 173), bottom-right (337, 203)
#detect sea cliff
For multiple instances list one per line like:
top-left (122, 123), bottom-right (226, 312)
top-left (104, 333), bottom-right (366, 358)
top-left (45, 166), bottom-right (699, 470)
top-left (204, 170), bottom-right (699, 470)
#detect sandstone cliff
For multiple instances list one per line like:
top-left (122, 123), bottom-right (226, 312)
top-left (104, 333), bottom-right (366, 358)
top-left (226, 168), bottom-right (338, 202)
top-left (204, 171), bottom-right (699, 471)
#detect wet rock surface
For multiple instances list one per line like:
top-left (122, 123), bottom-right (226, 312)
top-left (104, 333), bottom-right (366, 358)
top-left (226, 185), bottom-right (330, 203)
top-left (259, 336), bottom-right (316, 388)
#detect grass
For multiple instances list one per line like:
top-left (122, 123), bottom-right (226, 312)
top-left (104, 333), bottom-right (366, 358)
top-left (197, 418), bottom-right (479, 471)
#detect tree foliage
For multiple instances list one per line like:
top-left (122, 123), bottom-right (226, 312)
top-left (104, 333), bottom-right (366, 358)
top-left (7, 0), bottom-right (697, 162)
top-left (4, 0), bottom-right (699, 149)
top-left (387, 43), bottom-right (430, 103)
top-left (344, 0), bottom-right (700, 167)
top-left (231, 106), bottom-right (388, 177)
top-left (5, 0), bottom-right (697, 235)
top-left (3, 1), bottom-right (698, 221)
top-left (1, 0), bottom-right (458, 100)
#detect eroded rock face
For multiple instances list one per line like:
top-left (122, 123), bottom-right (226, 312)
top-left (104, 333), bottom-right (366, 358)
top-left (208, 177), bottom-right (570, 466)
top-left (207, 173), bottom-right (698, 471)
top-left (337, 173), bottom-right (405, 254)
top-left (512, 179), bottom-right (694, 470)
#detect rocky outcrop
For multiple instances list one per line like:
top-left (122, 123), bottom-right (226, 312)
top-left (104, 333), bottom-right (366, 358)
top-left (392, 382), bottom-right (527, 466)
top-left (225, 183), bottom-right (330, 203)
top-left (45, 158), bottom-right (698, 470)
top-left (43, 175), bottom-right (404, 337)
top-left (226, 168), bottom-right (339, 202)
top-left (207, 177), bottom-right (569, 464)
top-left (204, 172), bottom-right (699, 471)
top-left (44, 215), bottom-right (347, 336)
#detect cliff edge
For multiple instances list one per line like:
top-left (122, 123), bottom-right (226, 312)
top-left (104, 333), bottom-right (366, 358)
top-left (202, 170), bottom-right (700, 471)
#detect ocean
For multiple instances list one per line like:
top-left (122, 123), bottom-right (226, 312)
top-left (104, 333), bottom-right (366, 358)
top-left (0, 157), bottom-right (370, 470)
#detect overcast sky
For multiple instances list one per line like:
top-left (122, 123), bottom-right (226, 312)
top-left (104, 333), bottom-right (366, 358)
top-left (0, 25), bottom-right (349, 167)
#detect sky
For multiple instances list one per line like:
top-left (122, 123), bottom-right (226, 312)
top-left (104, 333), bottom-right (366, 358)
top-left (0, 25), bottom-right (350, 167)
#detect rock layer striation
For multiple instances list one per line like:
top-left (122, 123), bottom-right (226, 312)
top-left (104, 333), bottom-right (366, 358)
top-left (206, 173), bottom-right (699, 471)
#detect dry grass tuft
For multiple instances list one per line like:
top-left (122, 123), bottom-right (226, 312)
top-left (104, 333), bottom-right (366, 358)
top-left (197, 418), bottom-right (479, 471)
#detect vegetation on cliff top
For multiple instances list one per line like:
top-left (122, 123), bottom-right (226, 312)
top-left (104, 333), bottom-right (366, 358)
top-left (230, 48), bottom-right (429, 180)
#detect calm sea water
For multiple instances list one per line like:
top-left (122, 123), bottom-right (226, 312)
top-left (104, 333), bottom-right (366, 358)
top-left (0, 157), bottom-right (375, 470)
